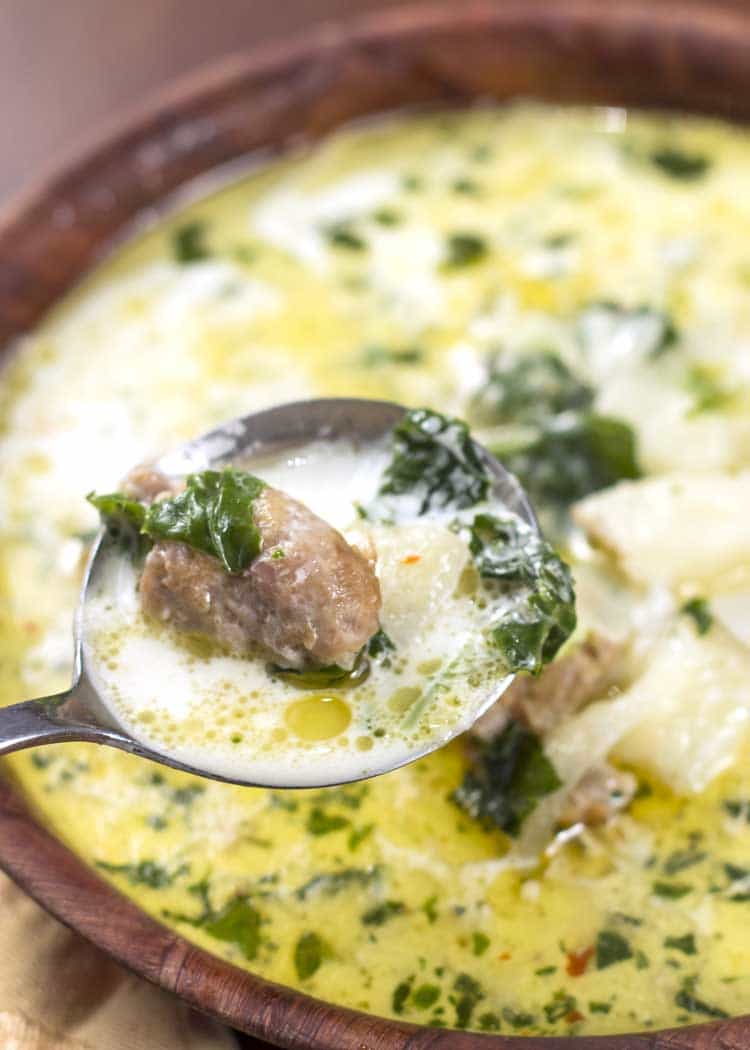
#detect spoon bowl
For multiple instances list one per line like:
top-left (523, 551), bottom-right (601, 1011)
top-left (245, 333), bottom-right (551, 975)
top-left (0, 398), bottom-right (537, 787)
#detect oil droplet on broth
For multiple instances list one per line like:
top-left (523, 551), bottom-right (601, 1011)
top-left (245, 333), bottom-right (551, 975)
top-left (284, 694), bottom-right (352, 741)
top-left (388, 685), bottom-right (421, 715)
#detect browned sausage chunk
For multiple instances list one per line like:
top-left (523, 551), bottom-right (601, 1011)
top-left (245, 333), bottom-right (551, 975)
top-left (134, 474), bottom-right (381, 669)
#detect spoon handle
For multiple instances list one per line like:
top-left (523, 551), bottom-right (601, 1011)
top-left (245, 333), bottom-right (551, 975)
top-left (0, 694), bottom-right (96, 755)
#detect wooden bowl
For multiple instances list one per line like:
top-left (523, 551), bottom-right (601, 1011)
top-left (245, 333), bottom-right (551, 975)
top-left (2, 2), bottom-right (750, 1046)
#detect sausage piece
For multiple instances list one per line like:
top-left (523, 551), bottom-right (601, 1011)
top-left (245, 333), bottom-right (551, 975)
top-left (131, 470), bottom-right (381, 669)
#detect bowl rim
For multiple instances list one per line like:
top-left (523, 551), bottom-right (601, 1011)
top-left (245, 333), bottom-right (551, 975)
top-left (3, 1), bottom-right (750, 1046)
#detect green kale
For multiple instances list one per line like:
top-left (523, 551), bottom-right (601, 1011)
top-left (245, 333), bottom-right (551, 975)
top-left (472, 931), bottom-right (490, 956)
top-left (203, 896), bottom-right (263, 961)
top-left (372, 207), bottom-right (402, 226)
top-left (268, 657), bottom-right (369, 691)
top-left (360, 345), bottom-right (424, 367)
top-left (664, 933), bottom-right (697, 956)
top-left (496, 412), bottom-right (640, 508)
top-left (348, 823), bottom-right (374, 852)
top-left (595, 930), bottom-right (633, 969)
top-left (295, 866), bottom-right (380, 900)
top-left (478, 1012), bottom-right (501, 1031)
top-left (649, 147), bottom-right (711, 180)
top-left (442, 232), bottom-right (488, 269)
top-left (543, 990), bottom-right (578, 1024)
top-left (361, 900), bottom-right (406, 926)
top-left (502, 1006), bottom-right (535, 1029)
top-left (452, 720), bottom-right (561, 836)
top-left (680, 597), bottom-right (713, 636)
top-left (372, 408), bottom-right (489, 518)
top-left (143, 469), bottom-right (266, 573)
top-left (468, 514), bottom-right (577, 673)
top-left (392, 977), bottom-right (414, 1014)
top-left (306, 807), bottom-right (350, 836)
top-left (652, 881), bottom-right (693, 899)
top-left (294, 931), bottom-right (330, 979)
top-left (89, 469), bottom-right (267, 574)
top-left (589, 1001), bottom-right (612, 1014)
top-left (452, 973), bottom-right (484, 1028)
top-left (472, 351), bottom-right (594, 426)
top-left (413, 984), bottom-right (441, 1009)
top-left (324, 222), bottom-right (366, 251)
top-left (172, 221), bottom-right (211, 263)
top-left (87, 492), bottom-right (146, 531)
top-left (366, 628), bottom-right (396, 664)
top-left (686, 364), bottom-right (731, 415)
top-left (663, 844), bottom-right (707, 875)
top-left (163, 881), bottom-right (264, 961)
top-left (675, 976), bottom-right (728, 1019)
top-left (95, 859), bottom-right (187, 888)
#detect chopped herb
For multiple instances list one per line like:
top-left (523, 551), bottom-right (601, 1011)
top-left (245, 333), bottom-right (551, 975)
top-left (589, 1001), bottom-right (612, 1014)
top-left (172, 221), bottom-right (210, 263)
top-left (203, 896), bottom-right (263, 961)
top-left (595, 930), bottom-right (633, 969)
top-left (652, 881), bottom-right (692, 899)
top-left (472, 931), bottom-right (491, 956)
top-left (451, 177), bottom-right (480, 195)
top-left (361, 900), bottom-right (405, 926)
top-left (478, 1011), bottom-right (501, 1031)
top-left (675, 976), bottom-right (728, 1019)
top-left (30, 753), bottom-right (53, 770)
top-left (294, 931), bottom-right (329, 979)
top-left (401, 173), bottom-right (423, 192)
top-left (392, 977), bottom-right (414, 1014)
top-left (171, 783), bottom-right (205, 807)
top-left (649, 147), bottom-right (711, 180)
top-left (348, 824), bottom-right (374, 852)
top-left (371, 407), bottom-right (489, 518)
top-left (723, 799), bottom-right (750, 821)
top-left (680, 597), bottom-right (713, 636)
top-left (452, 720), bottom-right (561, 836)
top-left (413, 983), bottom-right (441, 1009)
top-left (96, 859), bottom-right (187, 888)
top-left (271, 548), bottom-right (285, 559)
top-left (472, 351), bottom-right (594, 426)
top-left (372, 207), bottom-right (402, 226)
top-left (366, 629), bottom-right (395, 664)
top-left (686, 364), bottom-right (731, 415)
top-left (324, 222), bottom-right (366, 251)
top-left (421, 895), bottom-right (438, 923)
top-left (295, 866), bottom-right (380, 900)
top-left (360, 345), bottom-right (424, 368)
top-left (146, 814), bottom-right (168, 831)
top-left (543, 990), bottom-right (578, 1024)
top-left (635, 950), bottom-right (650, 970)
top-left (535, 965), bottom-right (557, 976)
top-left (453, 973), bottom-right (484, 1028)
top-left (502, 1006), bottom-right (535, 1029)
top-left (306, 808), bottom-right (350, 836)
top-left (442, 232), bottom-right (488, 269)
top-left (87, 492), bottom-right (146, 532)
top-left (468, 515), bottom-right (576, 674)
top-left (664, 934), bottom-right (697, 956)
top-left (663, 845), bottom-right (707, 875)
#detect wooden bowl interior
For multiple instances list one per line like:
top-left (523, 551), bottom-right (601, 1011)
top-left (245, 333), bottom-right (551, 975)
top-left (2, 2), bottom-right (750, 1046)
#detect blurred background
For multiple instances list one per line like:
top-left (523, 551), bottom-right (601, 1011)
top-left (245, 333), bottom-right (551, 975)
top-left (0, 0), bottom-right (406, 202)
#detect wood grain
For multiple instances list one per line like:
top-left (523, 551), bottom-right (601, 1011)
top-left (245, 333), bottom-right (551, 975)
top-left (2, 2), bottom-right (750, 1046)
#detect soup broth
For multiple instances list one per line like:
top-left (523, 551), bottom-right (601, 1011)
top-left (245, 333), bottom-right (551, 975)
top-left (3, 104), bottom-right (750, 1034)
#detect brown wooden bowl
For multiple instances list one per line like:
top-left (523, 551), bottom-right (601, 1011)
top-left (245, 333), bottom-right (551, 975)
top-left (2, 2), bottom-right (750, 1047)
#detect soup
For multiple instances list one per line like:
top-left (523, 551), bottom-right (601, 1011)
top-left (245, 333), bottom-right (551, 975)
top-left (3, 103), bottom-right (750, 1035)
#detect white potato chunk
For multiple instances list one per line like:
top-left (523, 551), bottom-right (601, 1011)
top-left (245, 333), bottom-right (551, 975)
top-left (573, 471), bottom-right (750, 589)
top-left (361, 522), bottom-right (471, 649)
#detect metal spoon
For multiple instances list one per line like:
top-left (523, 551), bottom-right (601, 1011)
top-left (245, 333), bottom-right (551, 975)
top-left (0, 398), bottom-right (537, 787)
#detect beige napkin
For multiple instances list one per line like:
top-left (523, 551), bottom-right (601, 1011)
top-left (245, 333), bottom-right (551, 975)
top-left (0, 872), bottom-right (243, 1050)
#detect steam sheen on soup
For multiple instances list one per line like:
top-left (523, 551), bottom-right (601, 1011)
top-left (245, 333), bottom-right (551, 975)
top-left (3, 104), bottom-right (750, 1034)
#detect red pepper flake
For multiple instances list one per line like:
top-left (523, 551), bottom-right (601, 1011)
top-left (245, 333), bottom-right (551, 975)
top-left (565, 946), bottom-right (594, 977)
top-left (498, 951), bottom-right (512, 961)
top-left (565, 1010), bottom-right (585, 1024)
top-left (401, 554), bottom-right (421, 565)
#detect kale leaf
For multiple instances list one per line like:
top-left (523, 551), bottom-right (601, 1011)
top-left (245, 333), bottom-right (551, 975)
top-left (172, 221), bottom-right (211, 263)
top-left (371, 408), bottom-right (489, 519)
top-left (495, 412), bottom-right (640, 507)
top-left (649, 146), bottom-right (711, 181)
top-left (471, 351), bottom-right (594, 426)
top-left (452, 720), bottom-right (562, 836)
top-left (680, 597), bottom-right (713, 636)
top-left (294, 931), bottom-right (330, 979)
top-left (89, 469), bottom-right (267, 574)
top-left (468, 514), bottom-right (576, 673)
top-left (473, 350), bottom-right (642, 508)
